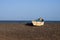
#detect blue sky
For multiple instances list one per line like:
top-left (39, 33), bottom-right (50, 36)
top-left (0, 0), bottom-right (60, 21)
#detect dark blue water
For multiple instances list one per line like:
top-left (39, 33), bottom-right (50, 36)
top-left (0, 21), bottom-right (32, 24)
top-left (45, 21), bottom-right (60, 23)
top-left (0, 21), bottom-right (60, 24)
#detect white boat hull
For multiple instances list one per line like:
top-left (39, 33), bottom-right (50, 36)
top-left (32, 21), bottom-right (44, 26)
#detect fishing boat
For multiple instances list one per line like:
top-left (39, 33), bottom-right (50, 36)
top-left (32, 17), bottom-right (44, 26)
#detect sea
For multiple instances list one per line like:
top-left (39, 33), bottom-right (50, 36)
top-left (0, 21), bottom-right (60, 24)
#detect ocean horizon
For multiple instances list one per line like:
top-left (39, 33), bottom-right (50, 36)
top-left (0, 21), bottom-right (60, 24)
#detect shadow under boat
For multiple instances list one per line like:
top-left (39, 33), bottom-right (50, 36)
top-left (25, 23), bottom-right (33, 26)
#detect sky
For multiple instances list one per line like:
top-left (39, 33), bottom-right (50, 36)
top-left (0, 0), bottom-right (60, 21)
